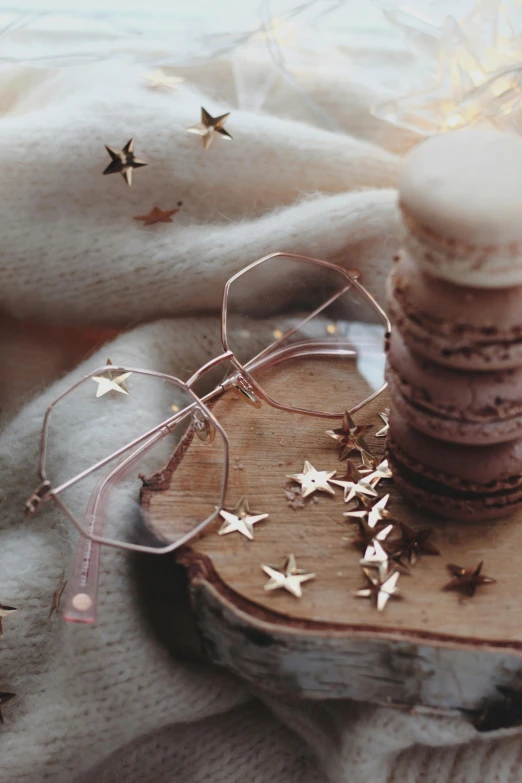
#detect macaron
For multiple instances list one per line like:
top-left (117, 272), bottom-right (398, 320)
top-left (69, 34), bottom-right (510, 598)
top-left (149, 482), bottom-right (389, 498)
top-left (387, 409), bottom-right (522, 521)
top-left (385, 329), bottom-right (522, 445)
top-left (386, 250), bottom-right (522, 371)
top-left (399, 129), bottom-right (522, 288)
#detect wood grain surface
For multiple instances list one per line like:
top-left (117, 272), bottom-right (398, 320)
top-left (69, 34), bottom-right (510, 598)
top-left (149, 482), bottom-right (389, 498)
top-left (141, 353), bottom-right (522, 706)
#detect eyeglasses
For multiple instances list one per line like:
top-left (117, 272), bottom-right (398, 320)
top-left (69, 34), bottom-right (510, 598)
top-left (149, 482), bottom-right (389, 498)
top-left (25, 252), bottom-right (390, 623)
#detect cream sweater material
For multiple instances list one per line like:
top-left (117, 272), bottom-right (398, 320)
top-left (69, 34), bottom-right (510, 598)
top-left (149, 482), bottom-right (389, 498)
top-left (1, 57), bottom-right (521, 783)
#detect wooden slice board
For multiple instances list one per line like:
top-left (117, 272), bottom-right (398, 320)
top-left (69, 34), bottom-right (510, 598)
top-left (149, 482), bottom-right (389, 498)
top-left (141, 355), bottom-right (522, 713)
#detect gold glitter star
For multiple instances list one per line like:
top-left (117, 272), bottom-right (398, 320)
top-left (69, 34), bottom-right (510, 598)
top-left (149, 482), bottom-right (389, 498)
top-left (91, 359), bottom-right (131, 398)
top-left (103, 139), bottom-right (147, 187)
top-left (350, 518), bottom-right (395, 556)
top-left (355, 568), bottom-right (401, 612)
top-left (0, 603), bottom-right (17, 637)
top-left (375, 409), bottom-right (390, 438)
top-left (363, 458), bottom-right (393, 488)
top-left (345, 493), bottom-right (394, 528)
top-left (141, 69), bottom-right (183, 90)
top-left (359, 539), bottom-right (392, 580)
top-left (325, 411), bottom-right (374, 461)
top-left (262, 554), bottom-right (315, 598)
top-left (218, 497), bottom-right (269, 540)
top-left (187, 107), bottom-right (233, 150)
top-left (0, 692), bottom-right (15, 724)
top-left (389, 523), bottom-right (440, 566)
top-left (134, 203), bottom-right (182, 226)
top-left (48, 571), bottom-right (67, 619)
top-left (443, 561), bottom-right (496, 597)
top-left (287, 461), bottom-right (336, 498)
top-left (330, 461), bottom-right (377, 503)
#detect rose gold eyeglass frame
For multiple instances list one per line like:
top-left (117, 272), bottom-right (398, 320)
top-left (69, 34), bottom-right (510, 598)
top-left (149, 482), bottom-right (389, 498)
top-left (25, 252), bottom-right (390, 622)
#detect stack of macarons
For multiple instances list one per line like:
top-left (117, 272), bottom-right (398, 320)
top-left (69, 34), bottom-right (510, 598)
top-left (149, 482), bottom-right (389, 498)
top-left (385, 128), bottom-right (522, 521)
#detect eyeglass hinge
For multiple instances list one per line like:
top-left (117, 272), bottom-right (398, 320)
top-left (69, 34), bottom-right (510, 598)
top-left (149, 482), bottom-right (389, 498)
top-left (225, 374), bottom-right (262, 409)
top-left (24, 480), bottom-right (52, 516)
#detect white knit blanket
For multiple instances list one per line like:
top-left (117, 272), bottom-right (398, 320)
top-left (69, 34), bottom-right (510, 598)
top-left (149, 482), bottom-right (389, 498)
top-left (1, 52), bottom-right (521, 783)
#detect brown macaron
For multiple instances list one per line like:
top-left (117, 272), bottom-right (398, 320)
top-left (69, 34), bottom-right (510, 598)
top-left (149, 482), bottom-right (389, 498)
top-left (386, 329), bottom-right (522, 445)
top-left (387, 409), bottom-right (522, 521)
top-left (386, 251), bottom-right (522, 371)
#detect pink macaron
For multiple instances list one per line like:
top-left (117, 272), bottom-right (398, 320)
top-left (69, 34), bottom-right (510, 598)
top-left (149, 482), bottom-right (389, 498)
top-left (386, 251), bottom-right (522, 371)
top-left (387, 409), bottom-right (522, 521)
top-left (385, 329), bottom-right (522, 445)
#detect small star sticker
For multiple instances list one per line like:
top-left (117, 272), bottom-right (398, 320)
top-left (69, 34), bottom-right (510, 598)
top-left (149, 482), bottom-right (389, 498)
top-left (375, 409), bottom-right (390, 438)
top-left (0, 692), bottom-right (15, 723)
top-left (0, 603), bottom-right (17, 637)
top-left (330, 461), bottom-right (377, 503)
top-left (325, 411), bottom-right (374, 461)
top-left (359, 539), bottom-right (392, 580)
top-left (345, 493), bottom-right (394, 528)
top-left (355, 568), bottom-right (401, 612)
top-left (363, 459), bottom-right (393, 488)
top-left (133, 203), bottom-right (182, 226)
top-left (287, 461), bottom-right (336, 498)
top-left (91, 360), bottom-right (132, 398)
top-left (443, 561), bottom-right (496, 597)
top-left (187, 107), bottom-right (233, 150)
top-left (48, 572), bottom-right (67, 619)
top-left (350, 518), bottom-right (395, 556)
top-left (218, 497), bottom-right (269, 540)
top-left (103, 139), bottom-right (147, 187)
top-left (262, 554), bottom-right (316, 598)
top-left (389, 523), bottom-right (440, 566)
top-left (141, 69), bottom-right (183, 90)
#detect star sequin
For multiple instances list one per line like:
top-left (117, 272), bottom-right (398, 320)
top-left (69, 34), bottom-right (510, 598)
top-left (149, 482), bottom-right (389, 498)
top-left (141, 69), bottom-right (183, 90)
top-left (325, 411), bottom-right (374, 461)
top-left (355, 568), bottom-right (401, 612)
top-left (350, 518), bottom-right (395, 556)
top-left (375, 409), bottom-right (390, 438)
top-left (287, 461), bottom-right (336, 498)
top-left (103, 139), bottom-right (147, 186)
top-left (92, 360), bottom-right (132, 398)
top-left (0, 692), bottom-right (15, 723)
top-left (134, 203), bottom-right (182, 226)
top-left (345, 493), bottom-right (394, 528)
top-left (443, 561), bottom-right (496, 597)
top-left (48, 571), bottom-right (67, 619)
top-left (331, 462), bottom-right (377, 503)
top-left (363, 458), bottom-right (393, 488)
top-left (389, 523), bottom-right (440, 566)
top-left (218, 497), bottom-right (269, 540)
top-left (0, 603), bottom-right (17, 637)
top-left (187, 107), bottom-right (232, 150)
top-left (262, 554), bottom-right (315, 598)
top-left (359, 539), bottom-right (392, 580)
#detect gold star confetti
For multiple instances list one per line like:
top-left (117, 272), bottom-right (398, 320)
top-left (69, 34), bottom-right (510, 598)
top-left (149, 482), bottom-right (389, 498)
top-left (92, 359), bottom-right (132, 398)
top-left (48, 571), bottom-right (67, 620)
top-left (363, 458), bottom-right (393, 488)
top-left (350, 518), bottom-right (395, 556)
top-left (187, 107), bottom-right (232, 150)
top-left (287, 461), bottom-right (336, 498)
top-left (345, 493), bottom-right (394, 528)
top-left (357, 450), bottom-right (378, 475)
top-left (443, 561), bottom-right (496, 597)
top-left (375, 409), bottom-right (390, 438)
top-left (331, 461), bottom-right (377, 503)
top-left (0, 603), bottom-right (17, 637)
top-left (103, 139), bottom-right (147, 187)
top-left (359, 539), bottom-right (392, 581)
top-left (0, 692), bottom-right (15, 723)
top-left (262, 554), bottom-right (315, 598)
top-left (141, 69), bottom-right (183, 90)
top-left (134, 202), bottom-right (182, 226)
top-left (355, 568), bottom-right (401, 612)
top-left (218, 497), bottom-right (269, 540)
top-left (389, 523), bottom-right (440, 566)
top-left (325, 411), bottom-right (374, 461)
